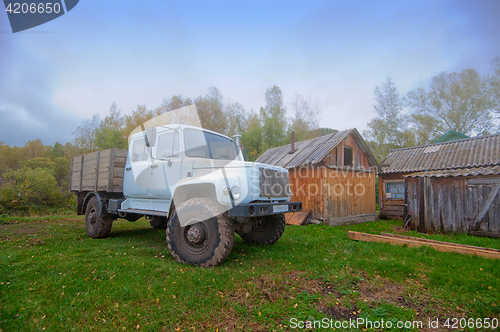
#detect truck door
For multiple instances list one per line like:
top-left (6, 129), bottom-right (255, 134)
top-left (123, 137), bottom-right (150, 197)
top-left (149, 130), bottom-right (182, 199)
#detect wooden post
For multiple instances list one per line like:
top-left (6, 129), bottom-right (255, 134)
top-left (79, 155), bottom-right (84, 191)
top-left (94, 151), bottom-right (100, 192)
top-left (107, 149), bottom-right (115, 192)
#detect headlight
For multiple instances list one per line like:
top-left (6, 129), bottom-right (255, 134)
top-left (231, 186), bottom-right (241, 200)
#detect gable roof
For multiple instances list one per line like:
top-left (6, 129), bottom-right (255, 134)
top-left (380, 133), bottom-right (500, 174)
top-left (434, 130), bottom-right (469, 143)
top-left (256, 128), bottom-right (378, 169)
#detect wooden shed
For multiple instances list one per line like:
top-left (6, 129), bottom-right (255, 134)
top-left (256, 129), bottom-right (378, 225)
top-left (406, 168), bottom-right (500, 234)
top-left (379, 133), bottom-right (500, 235)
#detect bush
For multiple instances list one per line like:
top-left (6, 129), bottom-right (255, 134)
top-left (0, 167), bottom-right (64, 213)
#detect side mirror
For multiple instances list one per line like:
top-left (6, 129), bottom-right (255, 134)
top-left (145, 127), bottom-right (156, 147)
top-left (242, 146), bottom-right (247, 161)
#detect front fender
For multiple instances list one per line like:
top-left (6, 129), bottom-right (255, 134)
top-left (171, 183), bottom-right (217, 209)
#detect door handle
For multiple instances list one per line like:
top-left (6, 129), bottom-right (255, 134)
top-left (151, 164), bottom-right (158, 169)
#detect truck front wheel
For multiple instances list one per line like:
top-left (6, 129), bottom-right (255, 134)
top-left (238, 214), bottom-right (286, 245)
top-left (166, 198), bottom-right (234, 267)
top-left (85, 197), bottom-right (114, 238)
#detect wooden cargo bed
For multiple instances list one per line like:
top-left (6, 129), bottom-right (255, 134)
top-left (70, 148), bottom-right (128, 193)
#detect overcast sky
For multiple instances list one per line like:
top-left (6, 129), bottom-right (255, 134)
top-left (1, 0), bottom-right (499, 146)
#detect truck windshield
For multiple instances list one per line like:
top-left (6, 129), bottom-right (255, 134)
top-left (184, 129), bottom-right (239, 160)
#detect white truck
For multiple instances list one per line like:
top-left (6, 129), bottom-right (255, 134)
top-left (70, 124), bottom-right (302, 267)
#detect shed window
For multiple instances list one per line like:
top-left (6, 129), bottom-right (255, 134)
top-left (386, 181), bottom-right (404, 199)
top-left (344, 146), bottom-right (353, 166)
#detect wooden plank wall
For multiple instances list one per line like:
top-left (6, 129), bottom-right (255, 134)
top-left (324, 135), bottom-right (371, 169)
top-left (70, 148), bottom-right (127, 193)
top-left (406, 176), bottom-right (500, 234)
top-left (289, 134), bottom-right (376, 220)
top-left (289, 166), bottom-right (376, 220)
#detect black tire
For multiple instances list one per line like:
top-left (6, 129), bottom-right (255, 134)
top-left (85, 197), bottom-right (113, 239)
top-left (239, 214), bottom-right (285, 245)
top-left (166, 198), bottom-right (234, 267)
top-left (150, 216), bottom-right (168, 229)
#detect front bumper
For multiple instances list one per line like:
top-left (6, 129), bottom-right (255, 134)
top-left (228, 201), bottom-right (302, 218)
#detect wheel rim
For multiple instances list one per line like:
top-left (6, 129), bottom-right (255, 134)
top-left (252, 217), bottom-right (270, 233)
top-left (88, 207), bottom-right (97, 226)
top-left (182, 220), bottom-right (212, 254)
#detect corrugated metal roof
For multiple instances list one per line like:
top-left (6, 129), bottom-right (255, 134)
top-left (406, 165), bottom-right (500, 178)
top-left (255, 129), bottom-right (378, 169)
top-left (380, 133), bottom-right (500, 174)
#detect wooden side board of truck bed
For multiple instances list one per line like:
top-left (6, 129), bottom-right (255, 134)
top-left (70, 148), bottom-right (128, 193)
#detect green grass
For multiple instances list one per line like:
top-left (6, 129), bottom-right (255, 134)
top-left (1, 216), bottom-right (499, 331)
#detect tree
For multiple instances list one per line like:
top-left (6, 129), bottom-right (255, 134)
top-left (46, 142), bottom-right (66, 160)
top-left (92, 103), bottom-right (128, 150)
top-left (53, 157), bottom-right (70, 189)
top-left (122, 104), bottom-right (154, 139)
top-left (489, 56), bottom-right (500, 114)
top-left (157, 95), bottom-right (193, 115)
top-left (102, 102), bottom-right (125, 130)
top-left (25, 157), bottom-right (56, 172)
top-left (241, 110), bottom-right (263, 161)
top-left (94, 127), bottom-right (128, 150)
top-left (312, 127), bottom-right (338, 137)
top-left (194, 87), bottom-right (228, 134)
top-left (409, 113), bottom-right (442, 145)
top-left (365, 77), bottom-right (414, 162)
top-left (226, 101), bottom-right (247, 137)
top-left (72, 113), bottom-right (100, 153)
top-left (407, 69), bottom-right (495, 137)
top-left (24, 139), bottom-right (46, 159)
top-left (288, 93), bottom-right (321, 142)
top-left (260, 85), bottom-right (288, 150)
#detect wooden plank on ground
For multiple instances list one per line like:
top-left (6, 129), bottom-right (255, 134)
top-left (348, 231), bottom-right (500, 259)
top-left (285, 210), bottom-right (311, 226)
top-left (470, 231), bottom-right (500, 239)
top-left (380, 233), bottom-right (500, 252)
top-left (328, 214), bottom-right (377, 226)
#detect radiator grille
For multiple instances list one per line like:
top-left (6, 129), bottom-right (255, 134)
top-left (259, 168), bottom-right (292, 198)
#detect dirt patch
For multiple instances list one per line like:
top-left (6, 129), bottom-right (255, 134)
top-left (359, 279), bottom-right (406, 303)
top-left (392, 225), bottom-right (408, 234)
top-left (320, 305), bottom-right (360, 319)
top-left (202, 271), bottom-right (461, 332)
top-left (321, 282), bottom-right (342, 297)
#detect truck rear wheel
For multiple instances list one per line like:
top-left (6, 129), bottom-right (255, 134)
top-left (166, 198), bottom-right (234, 267)
top-left (239, 214), bottom-right (285, 245)
top-left (85, 197), bottom-right (113, 238)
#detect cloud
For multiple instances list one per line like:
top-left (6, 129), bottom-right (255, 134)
top-left (0, 35), bottom-right (80, 146)
top-left (2, 0), bottom-right (500, 148)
